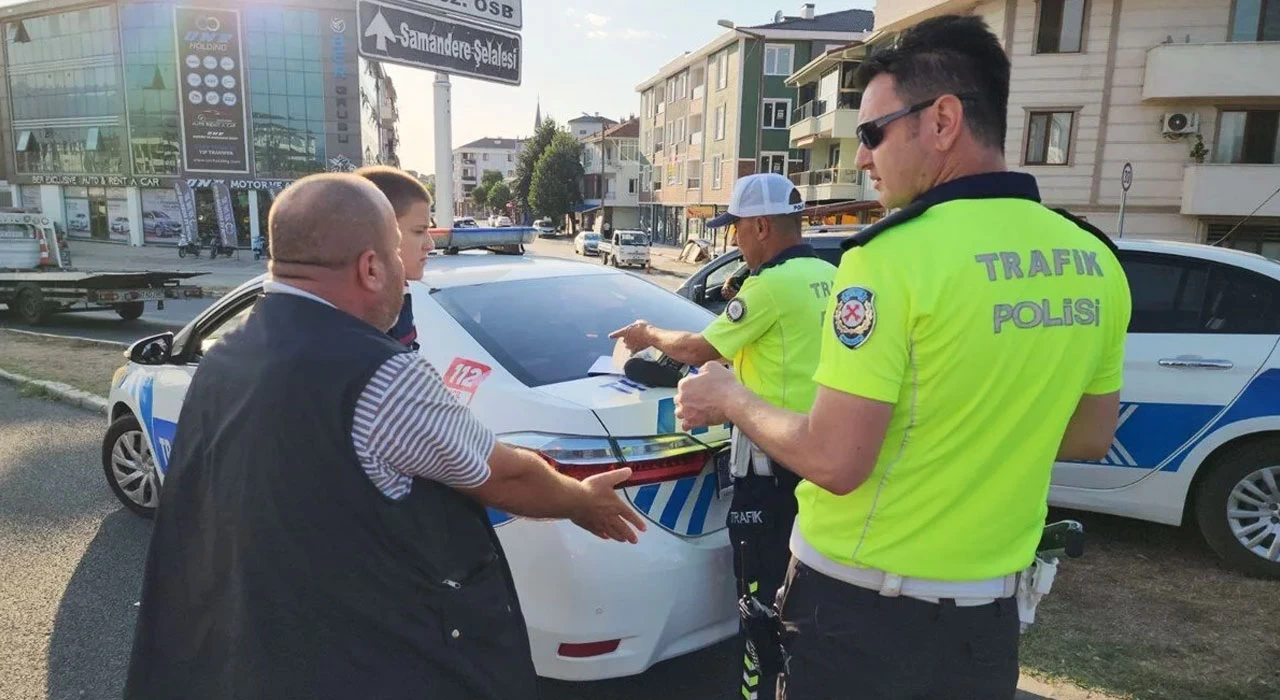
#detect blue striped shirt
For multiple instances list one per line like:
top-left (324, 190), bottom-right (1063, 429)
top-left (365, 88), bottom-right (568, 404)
top-left (264, 280), bottom-right (494, 498)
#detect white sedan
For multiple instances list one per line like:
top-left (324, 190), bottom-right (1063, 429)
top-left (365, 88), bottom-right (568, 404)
top-left (1051, 239), bottom-right (1280, 579)
top-left (102, 251), bottom-right (738, 680)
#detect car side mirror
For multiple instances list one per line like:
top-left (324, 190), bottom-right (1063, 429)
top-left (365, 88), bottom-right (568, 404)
top-left (128, 332), bottom-right (174, 365)
top-left (690, 283), bottom-right (706, 302)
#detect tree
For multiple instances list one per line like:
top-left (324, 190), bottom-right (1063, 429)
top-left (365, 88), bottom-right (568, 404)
top-left (480, 169), bottom-right (504, 188)
top-left (470, 183), bottom-right (490, 212)
top-left (485, 181), bottom-right (512, 212)
top-left (529, 132), bottom-right (584, 223)
top-left (514, 118), bottom-right (560, 215)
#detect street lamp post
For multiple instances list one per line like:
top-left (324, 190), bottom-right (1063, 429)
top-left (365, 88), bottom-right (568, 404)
top-left (718, 19), bottom-right (767, 177)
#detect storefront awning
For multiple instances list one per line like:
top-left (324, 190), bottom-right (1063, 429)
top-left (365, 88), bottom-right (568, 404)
top-left (686, 205), bottom-right (718, 218)
top-left (572, 203), bottom-right (601, 213)
top-left (802, 200), bottom-right (883, 219)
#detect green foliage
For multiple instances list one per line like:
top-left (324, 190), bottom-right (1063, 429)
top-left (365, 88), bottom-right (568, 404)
top-left (529, 131), bottom-right (584, 222)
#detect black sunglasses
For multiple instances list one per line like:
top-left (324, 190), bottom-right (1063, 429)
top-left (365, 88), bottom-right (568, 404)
top-left (855, 93), bottom-right (980, 150)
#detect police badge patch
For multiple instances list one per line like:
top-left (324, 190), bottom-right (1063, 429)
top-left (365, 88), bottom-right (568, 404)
top-left (833, 286), bottom-right (876, 349)
top-left (726, 297), bottom-right (747, 323)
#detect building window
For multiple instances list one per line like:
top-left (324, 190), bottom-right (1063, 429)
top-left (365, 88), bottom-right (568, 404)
top-left (712, 154), bottom-right (723, 189)
top-left (762, 99), bottom-right (791, 129)
top-left (764, 44), bottom-right (794, 76)
top-left (687, 160), bottom-right (701, 189)
top-left (1024, 111), bottom-right (1075, 165)
top-left (246, 7), bottom-right (332, 179)
top-left (761, 153), bottom-right (787, 175)
top-left (677, 71), bottom-right (688, 99)
top-left (1035, 0), bottom-right (1086, 54)
top-left (1215, 110), bottom-right (1280, 164)
top-left (715, 105), bottom-right (727, 141)
top-left (716, 50), bottom-right (729, 90)
top-left (629, 178), bottom-right (637, 194)
top-left (1231, 0), bottom-right (1280, 41)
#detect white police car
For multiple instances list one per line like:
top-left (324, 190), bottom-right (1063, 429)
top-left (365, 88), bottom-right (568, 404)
top-left (1052, 239), bottom-right (1280, 579)
top-left (101, 248), bottom-right (738, 680)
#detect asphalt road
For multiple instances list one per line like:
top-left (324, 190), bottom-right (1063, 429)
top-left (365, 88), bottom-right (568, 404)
top-left (0, 385), bottom-right (738, 700)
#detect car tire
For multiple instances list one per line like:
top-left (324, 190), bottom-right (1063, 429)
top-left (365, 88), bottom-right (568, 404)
top-left (13, 285), bottom-right (50, 325)
top-left (115, 301), bottom-right (145, 321)
top-left (1194, 440), bottom-right (1280, 579)
top-left (102, 413), bottom-right (161, 518)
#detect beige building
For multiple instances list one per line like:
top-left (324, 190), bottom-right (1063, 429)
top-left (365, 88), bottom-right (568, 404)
top-left (875, 0), bottom-right (1280, 253)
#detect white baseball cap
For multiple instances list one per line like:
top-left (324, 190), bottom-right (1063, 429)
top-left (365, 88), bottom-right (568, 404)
top-left (707, 173), bottom-right (806, 228)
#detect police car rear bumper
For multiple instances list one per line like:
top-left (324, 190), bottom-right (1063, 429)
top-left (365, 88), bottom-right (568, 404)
top-left (790, 528), bottom-right (1018, 606)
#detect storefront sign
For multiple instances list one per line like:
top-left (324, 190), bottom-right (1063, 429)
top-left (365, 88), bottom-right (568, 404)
top-left (175, 7), bottom-right (250, 173)
top-left (106, 197), bottom-right (131, 242)
top-left (141, 189), bottom-right (185, 243)
top-left (212, 182), bottom-right (239, 246)
top-left (19, 186), bottom-right (41, 212)
top-left (324, 9), bottom-right (362, 170)
top-left (64, 197), bottom-right (91, 236)
top-left (173, 180), bottom-right (199, 246)
top-left (22, 174), bottom-right (165, 187)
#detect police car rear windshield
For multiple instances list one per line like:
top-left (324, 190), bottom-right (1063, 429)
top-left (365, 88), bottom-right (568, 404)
top-left (433, 274), bottom-right (714, 387)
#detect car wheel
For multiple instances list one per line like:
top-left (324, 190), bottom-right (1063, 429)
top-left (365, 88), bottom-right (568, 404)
top-left (1195, 440), bottom-right (1280, 579)
top-left (102, 413), bottom-right (160, 518)
top-left (13, 285), bottom-right (50, 325)
top-left (115, 301), bottom-right (144, 321)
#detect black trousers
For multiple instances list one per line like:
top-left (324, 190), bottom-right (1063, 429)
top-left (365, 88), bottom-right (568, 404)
top-left (728, 470), bottom-right (799, 700)
top-left (775, 560), bottom-right (1020, 700)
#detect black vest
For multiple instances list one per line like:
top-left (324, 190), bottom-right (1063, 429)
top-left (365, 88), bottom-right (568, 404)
top-left (125, 293), bottom-right (536, 700)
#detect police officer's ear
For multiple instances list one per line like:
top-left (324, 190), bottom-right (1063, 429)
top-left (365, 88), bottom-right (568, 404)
top-left (928, 94), bottom-right (967, 152)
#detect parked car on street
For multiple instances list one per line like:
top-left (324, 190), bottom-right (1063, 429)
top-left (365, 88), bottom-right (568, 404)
top-left (534, 218), bottom-right (556, 237)
top-left (574, 230), bottom-right (600, 256)
top-left (494, 215), bottom-right (513, 227)
top-left (102, 243), bottom-right (739, 679)
top-left (684, 232), bottom-right (1280, 578)
top-left (453, 217), bottom-right (479, 228)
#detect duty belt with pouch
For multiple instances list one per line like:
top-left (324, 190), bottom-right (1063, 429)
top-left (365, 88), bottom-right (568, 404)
top-left (1017, 520), bottom-right (1086, 632)
top-left (729, 425), bottom-right (773, 478)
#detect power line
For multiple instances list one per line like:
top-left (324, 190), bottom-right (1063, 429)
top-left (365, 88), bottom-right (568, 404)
top-left (1210, 180), bottom-right (1280, 247)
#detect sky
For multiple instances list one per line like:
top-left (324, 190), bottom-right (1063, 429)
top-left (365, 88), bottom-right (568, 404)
top-left (387, 0), bottom-right (875, 175)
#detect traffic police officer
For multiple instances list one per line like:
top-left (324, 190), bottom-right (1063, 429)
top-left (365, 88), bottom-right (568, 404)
top-left (611, 173), bottom-right (835, 700)
top-left (675, 15), bottom-right (1132, 699)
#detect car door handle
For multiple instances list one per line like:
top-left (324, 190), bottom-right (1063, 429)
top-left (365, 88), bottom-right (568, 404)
top-left (1158, 357), bottom-right (1234, 369)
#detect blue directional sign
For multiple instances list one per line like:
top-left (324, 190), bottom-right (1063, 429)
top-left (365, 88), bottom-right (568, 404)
top-left (357, 0), bottom-right (521, 86)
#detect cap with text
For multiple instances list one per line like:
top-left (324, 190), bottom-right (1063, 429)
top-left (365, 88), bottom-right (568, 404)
top-left (707, 173), bottom-right (806, 228)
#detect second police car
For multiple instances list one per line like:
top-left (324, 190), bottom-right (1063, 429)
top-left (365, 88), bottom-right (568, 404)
top-left (102, 243), bottom-right (739, 680)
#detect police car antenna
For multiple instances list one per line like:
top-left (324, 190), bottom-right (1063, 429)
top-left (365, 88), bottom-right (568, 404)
top-left (1210, 180), bottom-right (1280, 248)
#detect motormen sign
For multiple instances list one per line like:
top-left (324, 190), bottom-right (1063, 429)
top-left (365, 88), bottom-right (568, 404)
top-left (357, 0), bottom-right (521, 85)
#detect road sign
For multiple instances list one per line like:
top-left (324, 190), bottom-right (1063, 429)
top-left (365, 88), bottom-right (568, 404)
top-left (358, 0), bottom-right (521, 86)
top-left (1121, 162), bottom-right (1133, 192)
top-left (414, 0), bottom-right (521, 31)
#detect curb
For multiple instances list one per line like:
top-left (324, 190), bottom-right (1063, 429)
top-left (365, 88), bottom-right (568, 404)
top-left (0, 367), bottom-right (109, 415)
top-left (1, 327), bottom-right (128, 349)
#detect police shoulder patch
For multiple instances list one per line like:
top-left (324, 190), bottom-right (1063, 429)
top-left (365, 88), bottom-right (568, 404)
top-left (833, 286), bottom-right (876, 349)
top-left (726, 297), bottom-right (747, 323)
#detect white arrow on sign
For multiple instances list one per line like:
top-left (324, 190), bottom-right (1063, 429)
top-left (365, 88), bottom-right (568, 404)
top-left (364, 8), bottom-right (396, 51)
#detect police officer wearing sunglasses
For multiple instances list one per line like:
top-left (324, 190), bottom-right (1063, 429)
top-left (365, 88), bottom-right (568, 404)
top-left (675, 15), bottom-right (1131, 699)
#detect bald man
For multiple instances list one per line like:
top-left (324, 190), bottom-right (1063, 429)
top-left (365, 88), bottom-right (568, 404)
top-left (125, 174), bottom-right (646, 700)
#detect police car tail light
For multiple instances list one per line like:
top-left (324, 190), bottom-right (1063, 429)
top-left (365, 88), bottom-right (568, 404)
top-left (613, 435), bottom-right (709, 486)
top-left (499, 433), bottom-right (710, 487)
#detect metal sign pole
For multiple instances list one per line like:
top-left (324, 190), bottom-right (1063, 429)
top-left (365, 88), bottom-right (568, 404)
top-left (1117, 162), bottom-right (1133, 239)
top-left (434, 73), bottom-right (453, 225)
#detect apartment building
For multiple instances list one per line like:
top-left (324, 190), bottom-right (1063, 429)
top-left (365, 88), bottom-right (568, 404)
top-left (451, 136), bottom-right (523, 216)
top-left (874, 0), bottom-right (1280, 251)
top-left (635, 4), bottom-right (873, 245)
top-left (785, 42), bottom-right (881, 223)
top-left (578, 118), bottom-right (642, 233)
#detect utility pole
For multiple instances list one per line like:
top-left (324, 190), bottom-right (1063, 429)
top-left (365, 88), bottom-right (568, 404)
top-left (433, 73), bottom-right (453, 227)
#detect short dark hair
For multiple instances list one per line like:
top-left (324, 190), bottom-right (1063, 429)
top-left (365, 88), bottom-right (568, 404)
top-left (353, 165), bottom-right (433, 218)
top-left (853, 15), bottom-right (1010, 151)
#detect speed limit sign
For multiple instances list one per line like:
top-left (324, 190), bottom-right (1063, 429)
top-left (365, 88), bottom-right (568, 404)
top-left (1121, 162), bottom-right (1133, 192)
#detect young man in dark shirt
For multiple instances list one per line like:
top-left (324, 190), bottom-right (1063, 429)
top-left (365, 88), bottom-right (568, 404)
top-left (355, 166), bottom-right (435, 350)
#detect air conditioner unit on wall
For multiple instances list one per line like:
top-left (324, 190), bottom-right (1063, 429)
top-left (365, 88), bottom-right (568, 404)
top-left (1162, 112), bottom-right (1200, 137)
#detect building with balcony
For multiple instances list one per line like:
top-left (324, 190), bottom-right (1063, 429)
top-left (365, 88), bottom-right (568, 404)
top-left (635, 3), bottom-right (873, 246)
top-left (0, 0), bottom-right (394, 249)
top-left (451, 136), bottom-right (523, 217)
top-left (567, 113), bottom-right (619, 140)
top-left (785, 42), bottom-right (880, 223)
top-left (577, 117), bottom-right (641, 234)
top-left (874, 0), bottom-right (1280, 253)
